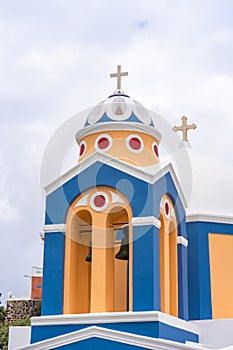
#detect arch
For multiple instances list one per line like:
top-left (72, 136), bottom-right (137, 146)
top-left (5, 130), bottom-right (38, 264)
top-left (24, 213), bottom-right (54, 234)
top-left (160, 194), bottom-right (178, 317)
top-left (106, 207), bottom-right (129, 312)
top-left (64, 209), bottom-right (92, 314)
top-left (63, 186), bottom-right (132, 314)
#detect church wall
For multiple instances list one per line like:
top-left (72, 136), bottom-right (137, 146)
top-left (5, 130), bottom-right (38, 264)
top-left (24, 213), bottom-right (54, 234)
top-left (30, 317), bottom-right (198, 345)
top-left (187, 221), bottom-right (233, 320)
top-left (41, 231), bottom-right (65, 316)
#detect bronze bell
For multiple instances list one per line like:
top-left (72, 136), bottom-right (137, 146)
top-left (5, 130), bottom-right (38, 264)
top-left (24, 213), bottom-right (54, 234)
top-left (115, 226), bottom-right (129, 261)
top-left (85, 241), bottom-right (92, 262)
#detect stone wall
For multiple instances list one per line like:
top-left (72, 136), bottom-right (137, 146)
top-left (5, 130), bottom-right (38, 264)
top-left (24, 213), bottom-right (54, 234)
top-left (4, 299), bottom-right (40, 324)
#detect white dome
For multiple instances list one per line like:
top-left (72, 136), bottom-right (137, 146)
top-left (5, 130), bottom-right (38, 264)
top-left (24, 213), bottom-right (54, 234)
top-left (186, 148), bottom-right (233, 219)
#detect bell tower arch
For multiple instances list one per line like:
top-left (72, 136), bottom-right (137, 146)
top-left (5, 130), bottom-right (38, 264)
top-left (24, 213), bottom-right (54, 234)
top-left (63, 186), bottom-right (132, 314)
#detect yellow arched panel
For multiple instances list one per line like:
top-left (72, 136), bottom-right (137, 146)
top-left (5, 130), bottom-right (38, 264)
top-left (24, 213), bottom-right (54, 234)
top-left (160, 194), bottom-right (178, 317)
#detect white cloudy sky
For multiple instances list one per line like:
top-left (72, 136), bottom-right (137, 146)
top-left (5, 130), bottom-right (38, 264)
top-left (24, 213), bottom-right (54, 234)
top-left (0, 0), bottom-right (233, 304)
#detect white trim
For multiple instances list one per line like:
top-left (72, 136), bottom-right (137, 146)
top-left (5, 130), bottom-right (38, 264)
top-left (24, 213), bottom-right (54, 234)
top-left (75, 122), bottom-right (162, 142)
top-left (132, 216), bottom-right (161, 229)
top-left (13, 325), bottom-right (204, 350)
top-left (31, 311), bottom-right (199, 334)
top-left (126, 134), bottom-right (144, 154)
top-left (43, 224), bottom-right (66, 233)
top-left (78, 140), bottom-right (87, 159)
top-left (94, 133), bottom-right (113, 152)
top-left (177, 236), bottom-right (188, 247)
top-left (44, 153), bottom-right (187, 210)
top-left (186, 214), bottom-right (233, 225)
top-left (90, 191), bottom-right (109, 212)
top-left (152, 141), bottom-right (159, 158)
top-left (74, 194), bottom-right (88, 208)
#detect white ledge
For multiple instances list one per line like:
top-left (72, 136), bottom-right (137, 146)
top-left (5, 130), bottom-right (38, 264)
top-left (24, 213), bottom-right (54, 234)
top-left (186, 214), bottom-right (233, 225)
top-left (132, 216), bottom-right (161, 228)
top-left (177, 236), bottom-right (188, 247)
top-left (43, 224), bottom-right (66, 233)
top-left (31, 311), bottom-right (199, 334)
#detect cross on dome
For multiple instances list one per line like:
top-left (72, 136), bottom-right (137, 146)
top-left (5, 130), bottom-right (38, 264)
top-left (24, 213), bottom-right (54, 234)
top-left (110, 65), bottom-right (128, 94)
top-left (173, 116), bottom-right (197, 142)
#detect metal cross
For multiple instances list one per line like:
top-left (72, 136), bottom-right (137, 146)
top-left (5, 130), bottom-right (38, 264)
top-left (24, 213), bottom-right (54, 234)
top-left (173, 116), bottom-right (197, 142)
top-left (110, 65), bottom-right (128, 91)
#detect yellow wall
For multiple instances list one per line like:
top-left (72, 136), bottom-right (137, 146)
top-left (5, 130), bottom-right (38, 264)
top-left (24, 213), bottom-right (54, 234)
top-left (64, 187), bottom-right (132, 314)
top-left (77, 130), bottom-right (160, 167)
top-left (160, 194), bottom-right (178, 317)
top-left (209, 233), bottom-right (233, 319)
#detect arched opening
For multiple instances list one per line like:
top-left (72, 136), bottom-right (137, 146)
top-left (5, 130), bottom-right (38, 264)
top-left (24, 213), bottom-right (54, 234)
top-left (160, 196), bottom-right (178, 317)
top-left (64, 209), bottom-right (92, 314)
top-left (106, 207), bottom-right (129, 312)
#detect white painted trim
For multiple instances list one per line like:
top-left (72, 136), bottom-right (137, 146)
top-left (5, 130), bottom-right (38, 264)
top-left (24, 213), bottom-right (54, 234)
top-left (43, 224), bottom-right (66, 233)
top-left (125, 134), bottom-right (144, 154)
top-left (44, 152), bottom-right (187, 210)
top-left (94, 133), bottom-right (113, 152)
top-left (13, 325), bottom-right (204, 350)
top-left (132, 216), bottom-right (161, 229)
top-left (186, 214), bottom-right (233, 225)
top-left (177, 236), bottom-right (188, 247)
top-left (31, 311), bottom-right (199, 334)
top-left (75, 122), bottom-right (162, 142)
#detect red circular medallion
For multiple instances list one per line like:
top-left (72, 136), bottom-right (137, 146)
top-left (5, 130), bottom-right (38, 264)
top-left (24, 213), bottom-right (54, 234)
top-left (165, 202), bottom-right (170, 216)
top-left (98, 137), bottom-right (110, 150)
top-left (153, 144), bottom-right (159, 157)
top-left (93, 194), bottom-right (106, 208)
top-left (79, 143), bottom-right (85, 157)
top-left (129, 137), bottom-right (141, 150)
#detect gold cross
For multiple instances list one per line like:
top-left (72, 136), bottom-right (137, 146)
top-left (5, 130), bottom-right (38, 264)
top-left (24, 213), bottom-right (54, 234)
top-left (110, 65), bottom-right (128, 93)
top-left (173, 116), bottom-right (197, 142)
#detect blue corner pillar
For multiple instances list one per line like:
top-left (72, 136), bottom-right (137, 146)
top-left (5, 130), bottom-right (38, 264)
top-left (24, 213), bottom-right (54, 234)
top-left (132, 219), bottom-right (160, 311)
top-left (41, 229), bottom-right (65, 316)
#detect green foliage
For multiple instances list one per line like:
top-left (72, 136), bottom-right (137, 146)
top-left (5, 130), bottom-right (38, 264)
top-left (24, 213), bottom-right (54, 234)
top-left (0, 318), bottom-right (30, 350)
top-left (0, 306), bottom-right (5, 324)
top-left (36, 300), bottom-right (42, 316)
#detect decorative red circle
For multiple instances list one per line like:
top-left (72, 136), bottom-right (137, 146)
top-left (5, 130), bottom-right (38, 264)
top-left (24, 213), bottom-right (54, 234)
top-left (98, 137), bottom-right (110, 150)
top-left (153, 144), bottom-right (159, 157)
top-left (165, 202), bottom-right (170, 216)
top-left (129, 137), bottom-right (141, 150)
top-left (79, 143), bottom-right (85, 157)
top-left (93, 194), bottom-right (106, 208)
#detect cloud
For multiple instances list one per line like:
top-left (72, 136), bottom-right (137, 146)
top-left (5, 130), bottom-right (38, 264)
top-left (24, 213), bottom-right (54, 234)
top-left (0, 0), bottom-right (233, 303)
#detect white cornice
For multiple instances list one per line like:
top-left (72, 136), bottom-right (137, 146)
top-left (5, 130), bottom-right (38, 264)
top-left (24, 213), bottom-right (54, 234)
top-left (31, 311), bottom-right (198, 334)
top-left (75, 122), bottom-right (162, 142)
top-left (43, 224), bottom-right (66, 233)
top-left (13, 325), bottom-right (206, 350)
top-left (44, 153), bottom-right (187, 210)
top-left (132, 216), bottom-right (161, 229)
top-left (186, 214), bottom-right (233, 225)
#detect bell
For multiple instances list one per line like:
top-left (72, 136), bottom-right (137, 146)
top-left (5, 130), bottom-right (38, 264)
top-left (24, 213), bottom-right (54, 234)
top-left (115, 226), bottom-right (129, 261)
top-left (85, 242), bottom-right (92, 262)
top-left (115, 237), bottom-right (129, 260)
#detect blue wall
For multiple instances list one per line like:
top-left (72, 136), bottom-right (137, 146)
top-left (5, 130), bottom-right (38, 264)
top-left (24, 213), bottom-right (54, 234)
top-left (42, 232), bottom-right (65, 315)
top-left (187, 221), bottom-right (233, 320)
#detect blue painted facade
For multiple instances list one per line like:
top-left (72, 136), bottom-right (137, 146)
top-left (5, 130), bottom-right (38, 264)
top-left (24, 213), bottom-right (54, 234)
top-left (187, 221), bottom-right (233, 320)
top-left (31, 320), bottom-right (198, 345)
top-left (42, 160), bottom-right (189, 320)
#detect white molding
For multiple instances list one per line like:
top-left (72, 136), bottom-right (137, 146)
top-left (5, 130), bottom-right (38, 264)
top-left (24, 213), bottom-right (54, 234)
top-left (31, 311), bottom-right (199, 334)
top-left (132, 216), bottom-right (161, 229)
top-left (177, 236), bottom-right (188, 247)
top-left (186, 214), bottom-right (233, 225)
top-left (44, 153), bottom-right (187, 211)
top-left (75, 122), bottom-right (162, 142)
top-left (14, 325), bottom-right (204, 350)
top-left (15, 325), bottom-right (205, 350)
top-left (43, 224), bottom-right (66, 233)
